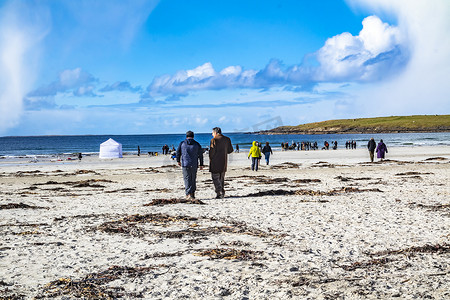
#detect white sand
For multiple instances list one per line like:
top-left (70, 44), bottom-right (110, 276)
top-left (0, 146), bottom-right (449, 299)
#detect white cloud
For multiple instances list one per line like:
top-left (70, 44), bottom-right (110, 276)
top-left (0, 1), bottom-right (49, 133)
top-left (220, 66), bottom-right (242, 76)
top-left (26, 68), bottom-right (98, 98)
top-left (346, 0), bottom-right (450, 115)
top-left (146, 15), bottom-right (407, 99)
top-left (186, 62), bottom-right (215, 79)
top-left (315, 15), bottom-right (403, 81)
top-left (359, 16), bottom-right (401, 55)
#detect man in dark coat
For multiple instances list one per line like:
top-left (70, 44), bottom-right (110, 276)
top-left (176, 131), bottom-right (204, 200)
top-left (209, 127), bottom-right (233, 198)
top-left (367, 138), bottom-right (376, 162)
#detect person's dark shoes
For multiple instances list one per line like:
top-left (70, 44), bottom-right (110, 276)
top-left (190, 193), bottom-right (195, 199)
top-left (215, 193), bottom-right (224, 199)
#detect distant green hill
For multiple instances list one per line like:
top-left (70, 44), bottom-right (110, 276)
top-left (260, 115), bottom-right (450, 134)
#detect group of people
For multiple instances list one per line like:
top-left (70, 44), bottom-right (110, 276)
top-left (176, 127), bottom-right (233, 200)
top-left (323, 141), bottom-right (339, 150)
top-left (281, 141), bottom-right (319, 151)
top-left (161, 144), bottom-right (174, 155)
top-left (345, 140), bottom-right (357, 149)
top-left (176, 129), bottom-right (389, 200)
top-left (367, 138), bottom-right (388, 162)
top-left (248, 141), bottom-right (273, 171)
top-left (177, 129), bottom-right (277, 200)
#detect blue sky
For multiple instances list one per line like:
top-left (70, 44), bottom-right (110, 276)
top-left (0, 0), bottom-right (449, 136)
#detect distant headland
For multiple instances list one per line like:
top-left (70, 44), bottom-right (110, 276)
top-left (257, 115), bottom-right (450, 135)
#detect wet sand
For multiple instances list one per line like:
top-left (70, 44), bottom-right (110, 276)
top-left (1, 146), bottom-right (449, 299)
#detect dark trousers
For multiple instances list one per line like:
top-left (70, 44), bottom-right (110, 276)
top-left (264, 153), bottom-right (270, 165)
top-left (182, 166), bottom-right (197, 195)
top-left (369, 150), bottom-right (375, 162)
top-left (251, 157), bottom-right (259, 171)
top-left (211, 172), bottom-right (225, 196)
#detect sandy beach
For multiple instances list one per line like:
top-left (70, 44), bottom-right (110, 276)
top-left (1, 146), bottom-right (449, 299)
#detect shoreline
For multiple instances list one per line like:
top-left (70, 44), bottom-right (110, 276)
top-left (1, 145), bottom-right (449, 170)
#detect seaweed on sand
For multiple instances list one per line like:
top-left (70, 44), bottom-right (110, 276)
top-left (368, 243), bottom-right (450, 257)
top-left (424, 157), bottom-right (448, 161)
top-left (104, 188), bottom-right (136, 193)
top-left (254, 177), bottom-right (290, 184)
top-left (0, 202), bottom-right (47, 210)
top-left (144, 188), bottom-right (171, 193)
top-left (34, 179), bottom-right (113, 188)
top-left (243, 186), bottom-right (382, 198)
top-left (244, 189), bottom-right (327, 197)
top-left (328, 187), bottom-right (383, 194)
top-left (153, 224), bottom-right (274, 239)
top-left (395, 171), bottom-right (433, 176)
top-left (144, 198), bottom-right (205, 206)
top-left (340, 257), bottom-right (392, 271)
top-left (37, 265), bottom-right (166, 299)
top-left (335, 176), bottom-right (373, 182)
top-left (270, 162), bottom-right (301, 169)
top-left (0, 281), bottom-right (24, 300)
top-left (292, 178), bottom-right (321, 184)
top-left (97, 213), bottom-right (199, 235)
top-left (97, 213), bottom-right (275, 240)
top-left (193, 248), bottom-right (263, 260)
top-left (414, 203), bottom-right (450, 211)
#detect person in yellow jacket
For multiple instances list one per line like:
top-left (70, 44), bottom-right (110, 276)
top-left (248, 141), bottom-right (262, 171)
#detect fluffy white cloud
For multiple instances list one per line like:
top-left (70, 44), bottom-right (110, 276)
top-left (315, 15), bottom-right (403, 81)
top-left (145, 15), bottom-right (407, 99)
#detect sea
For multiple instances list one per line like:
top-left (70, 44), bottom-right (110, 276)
top-left (0, 132), bottom-right (449, 158)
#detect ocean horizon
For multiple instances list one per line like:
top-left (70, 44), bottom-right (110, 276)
top-left (1, 132), bottom-right (449, 158)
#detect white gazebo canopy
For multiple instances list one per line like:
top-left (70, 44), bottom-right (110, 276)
top-left (99, 138), bottom-right (123, 159)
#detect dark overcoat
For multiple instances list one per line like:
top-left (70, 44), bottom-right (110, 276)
top-left (209, 134), bottom-right (233, 173)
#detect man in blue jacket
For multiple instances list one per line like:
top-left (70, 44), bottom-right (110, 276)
top-left (176, 131), bottom-right (204, 200)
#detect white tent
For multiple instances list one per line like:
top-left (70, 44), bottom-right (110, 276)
top-left (99, 138), bottom-right (123, 158)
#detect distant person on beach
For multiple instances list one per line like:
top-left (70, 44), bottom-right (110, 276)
top-left (248, 141), bottom-right (262, 171)
top-left (209, 127), bottom-right (233, 199)
top-left (376, 139), bottom-right (388, 161)
top-left (137, 146), bottom-right (140, 156)
top-left (235, 144), bottom-right (239, 153)
top-left (176, 131), bottom-right (204, 200)
top-left (78, 153), bottom-right (82, 160)
top-left (162, 144), bottom-right (169, 155)
top-left (262, 142), bottom-right (273, 165)
top-left (367, 138), bottom-right (376, 162)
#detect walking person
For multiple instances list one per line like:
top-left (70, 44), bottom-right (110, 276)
top-left (176, 131), bottom-right (204, 200)
top-left (376, 139), bottom-right (388, 161)
top-left (248, 141), bottom-right (262, 171)
top-left (209, 127), bottom-right (233, 199)
top-left (367, 138), bottom-right (376, 162)
top-left (262, 142), bottom-right (273, 165)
